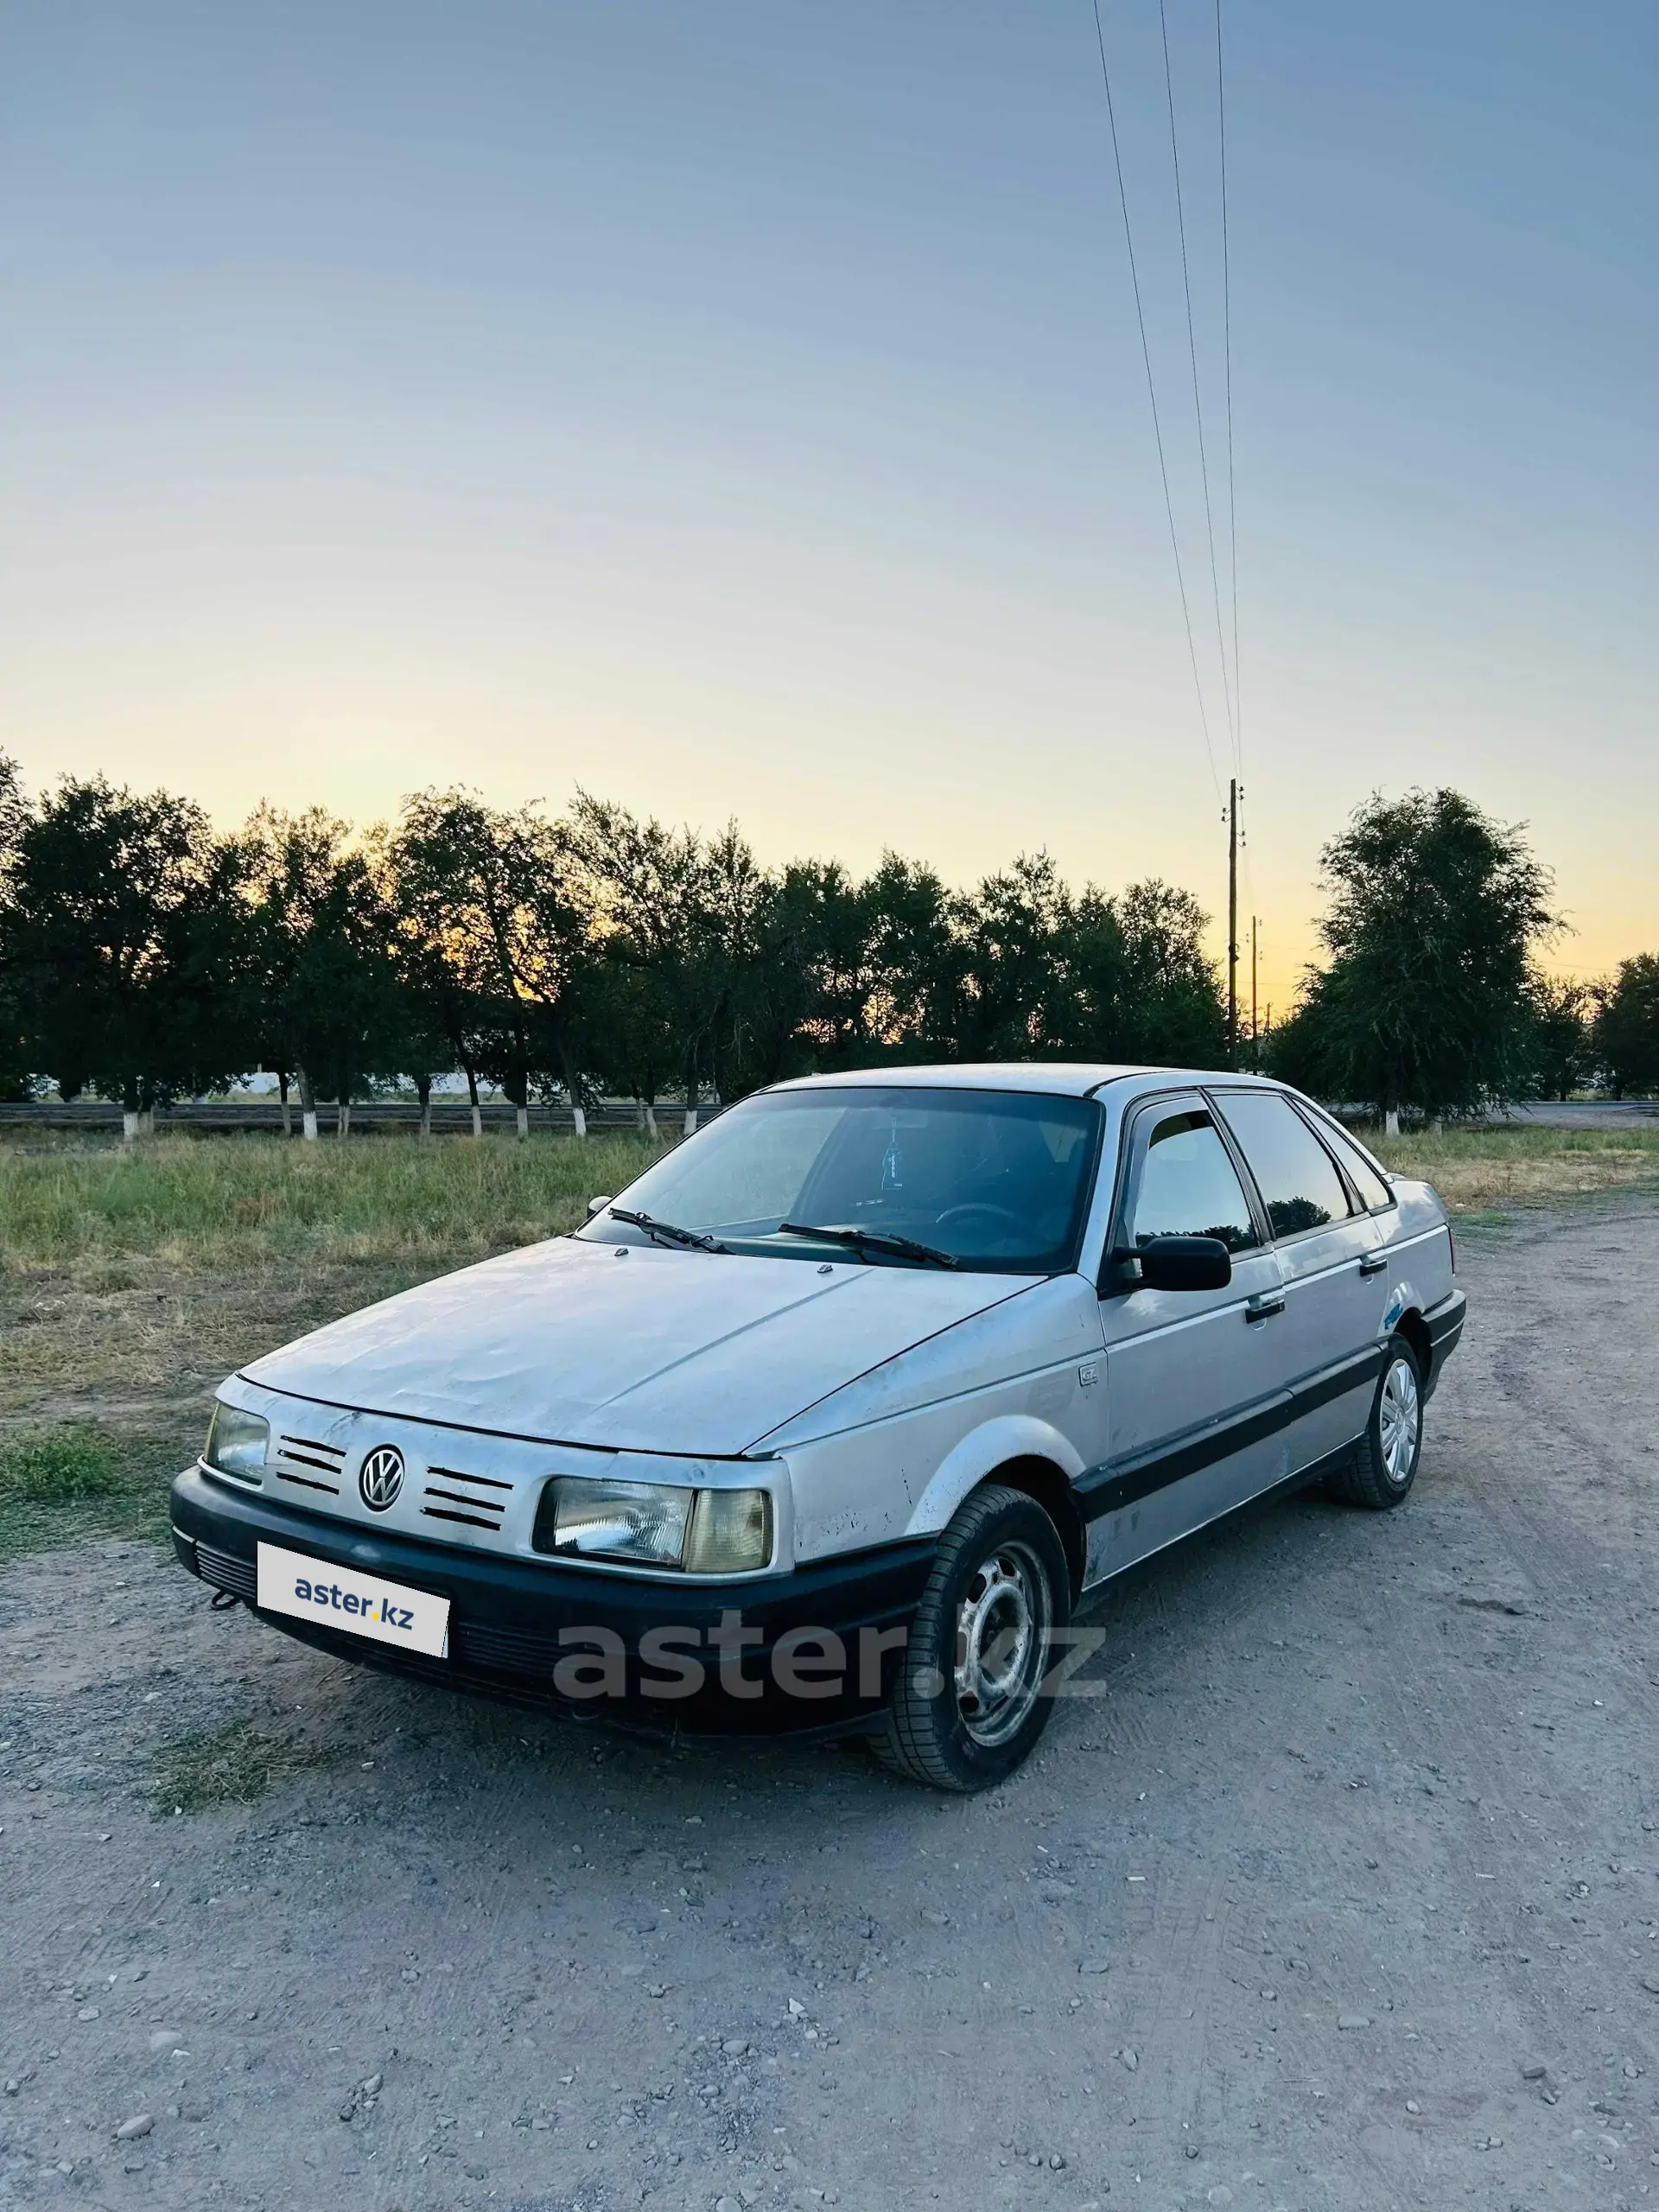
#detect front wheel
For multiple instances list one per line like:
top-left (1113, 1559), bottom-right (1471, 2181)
top-left (873, 1484), bottom-right (1070, 1793)
top-left (1329, 1334), bottom-right (1423, 1510)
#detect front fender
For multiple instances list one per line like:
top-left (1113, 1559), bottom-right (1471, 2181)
top-left (904, 1414), bottom-right (1085, 1539)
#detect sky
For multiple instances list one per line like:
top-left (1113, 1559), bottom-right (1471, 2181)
top-left (2, 1), bottom-right (1654, 1014)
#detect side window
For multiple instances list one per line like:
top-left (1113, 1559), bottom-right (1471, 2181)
top-left (1215, 1091), bottom-right (1354, 1240)
top-left (1129, 1109), bottom-right (1259, 1253)
top-left (1307, 1111), bottom-right (1395, 1212)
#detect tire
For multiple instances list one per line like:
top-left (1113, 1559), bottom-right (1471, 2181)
top-left (873, 1484), bottom-right (1070, 1793)
top-left (1327, 1333), bottom-right (1424, 1510)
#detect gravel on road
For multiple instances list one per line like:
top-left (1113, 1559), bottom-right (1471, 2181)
top-left (3, 1194), bottom-right (1659, 2210)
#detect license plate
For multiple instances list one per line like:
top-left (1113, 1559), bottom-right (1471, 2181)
top-left (256, 1541), bottom-right (450, 1659)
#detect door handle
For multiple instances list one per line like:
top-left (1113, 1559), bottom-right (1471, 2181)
top-left (1244, 1292), bottom-right (1287, 1322)
top-left (1358, 1253), bottom-right (1388, 1277)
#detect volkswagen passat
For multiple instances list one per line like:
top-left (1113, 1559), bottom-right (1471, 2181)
top-left (171, 1066), bottom-right (1464, 1792)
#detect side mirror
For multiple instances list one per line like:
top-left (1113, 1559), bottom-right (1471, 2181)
top-left (1113, 1235), bottom-right (1232, 1294)
top-left (586, 1194), bottom-right (613, 1221)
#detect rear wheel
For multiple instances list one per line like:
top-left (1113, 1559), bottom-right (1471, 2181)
top-left (873, 1484), bottom-right (1069, 1793)
top-left (1328, 1333), bottom-right (1423, 1510)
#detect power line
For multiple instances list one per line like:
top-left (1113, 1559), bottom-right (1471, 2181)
top-left (1216, 0), bottom-right (1242, 780)
top-left (1158, 0), bottom-right (1236, 775)
top-left (1090, 0), bottom-right (1223, 807)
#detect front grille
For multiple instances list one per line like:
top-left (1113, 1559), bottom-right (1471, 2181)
top-left (194, 1541), bottom-right (257, 1602)
top-left (274, 1434), bottom-right (345, 1495)
top-left (455, 1620), bottom-right (559, 1675)
top-left (422, 1464), bottom-right (511, 1534)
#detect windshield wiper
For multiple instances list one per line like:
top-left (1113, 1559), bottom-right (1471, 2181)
top-left (778, 1221), bottom-right (959, 1269)
top-left (608, 1206), bottom-right (729, 1255)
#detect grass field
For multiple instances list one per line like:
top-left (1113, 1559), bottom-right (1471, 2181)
top-left (1374, 1120), bottom-right (1659, 1213)
top-left (2, 1119), bottom-right (1656, 1561)
top-left (0, 1131), bottom-right (663, 1559)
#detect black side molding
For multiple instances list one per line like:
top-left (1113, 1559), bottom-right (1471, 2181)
top-left (1074, 1346), bottom-right (1386, 1525)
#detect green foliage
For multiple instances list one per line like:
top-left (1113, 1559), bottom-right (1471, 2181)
top-left (236, 806), bottom-right (405, 1114)
top-left (0, 1421), bottom-right (194, 1561)
top-left (0, 753), bottom-right (1239, 1108)
top-left (1275, 789), bottom-right (1559, 1118)
top-left (0, 753), bottom-right (29, 1100)
top-left (0, 772), bottom-right (245, 1109)
top-left (0, 1426), bottom-right (127, 1503)
top-left (1526, 976), bottom-right (1596, 1102)
top-left (1594, 955), bottom-right (1659, 1097)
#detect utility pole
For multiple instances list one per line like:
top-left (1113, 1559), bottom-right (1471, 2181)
top-left (1250, 915), bottom-right (1259, 1066)
top-left (1226, 778), bottom-right (1239, 1066)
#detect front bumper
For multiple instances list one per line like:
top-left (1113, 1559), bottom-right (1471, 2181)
top-left (170, 1465), bottom-right (933, 1738)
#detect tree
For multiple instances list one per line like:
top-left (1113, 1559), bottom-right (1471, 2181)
top-left (372, 823), bottom-right (486, 1137)
top-left (239, 808), bottom-right (403, 1138)
top-left (3, 775), bottom-right (245, 1128)
top-left (0, 753), bottom-right (33, 1100)
top-left (1594, 956), bottom-right (1659, 1097)
top-left (569, 795), bottom-right (758, 1128)
top-left (1526, 976), bottom-right (1595, 1103)
top-left (1284, 789), bottom-right (1559, 1123)
top-left (1113, 880), bottom-right (1228, 1065)
top-left (720, 859), bottom-right (870, 1091)
top-left (389, 790), bottom-right (597, 1136)
top-left (858, 855), bottom-right (968, 1062)
top-left (944, 861), bottom-right (1225, 1068)
top-left (956, 854), bottom-right (1075, 1058)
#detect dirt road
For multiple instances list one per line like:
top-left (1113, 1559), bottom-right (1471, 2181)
top-left (5, 1195), bottom-right (1659, 2211)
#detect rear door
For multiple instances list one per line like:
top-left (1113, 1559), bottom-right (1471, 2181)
top-left (1086, 1094), bottom-right (1290, 1586)
top-left (1209, 1089), bottom-right (1392, 1471)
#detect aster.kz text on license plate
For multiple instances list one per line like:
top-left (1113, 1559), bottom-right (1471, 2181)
top-left (256, 1541), bottom-right (450, 1658)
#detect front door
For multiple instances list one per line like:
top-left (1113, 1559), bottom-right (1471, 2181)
top-left (1084, 1094), bottom-right (1289, 1587)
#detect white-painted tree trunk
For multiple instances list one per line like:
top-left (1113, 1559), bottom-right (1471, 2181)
top-left (302, 1109), bottom-right (319, 1141)
top-left (140, 1108), bottom-right (155, 1137)
top-left (645, 1103), bottom-right (659, 1141)
top-left (470, 1104), bottom-right (483, 1140)
top-left (571, 1104), bottom-right (588, 1139)
top-left (419, 1101), bottom-right (431, 1139)
top-left (683, 1107), bottom-right (698, 1136)
top-left (338, 1101), bottom-right (352, 1139)
top-left (516, 1105), bottom-right (529, 1141)
top-left (122, 1110), bottom-right (140, 1145)
top-left (1383, 1108), bottom-right (1401, 1137)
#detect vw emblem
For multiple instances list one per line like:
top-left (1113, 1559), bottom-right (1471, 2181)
top-left (359, 1445), bottom-right (405, 1512)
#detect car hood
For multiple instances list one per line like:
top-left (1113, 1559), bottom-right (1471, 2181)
top-left (239, 1236), bottom-right (1036, 1457)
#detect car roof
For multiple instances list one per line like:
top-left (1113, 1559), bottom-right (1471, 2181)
top-left (764, 1063), bottom-right (1292, 1101)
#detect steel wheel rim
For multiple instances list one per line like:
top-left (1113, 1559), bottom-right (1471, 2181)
top-left (1378, 1355), bottom-right (1421, 1485)
top-left (954, 1541), bottom-right (1050, 1747)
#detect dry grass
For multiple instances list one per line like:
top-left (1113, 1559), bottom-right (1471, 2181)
top-left (149, 1717), bottom-right (339, 1815)
top-left (1373, 1122), bottom-right (1659, 1214)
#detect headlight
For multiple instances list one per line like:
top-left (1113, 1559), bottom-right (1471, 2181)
top-left (205, 1403), bottom-right (269, 1484)
top-left (534, 1477), bottom-right (772, 1573)
top-left (538, 1478), bottom-right (692, 1567)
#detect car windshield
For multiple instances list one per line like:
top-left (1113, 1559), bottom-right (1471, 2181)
top-left (581, 1085), bottom-right (1103, 1273)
